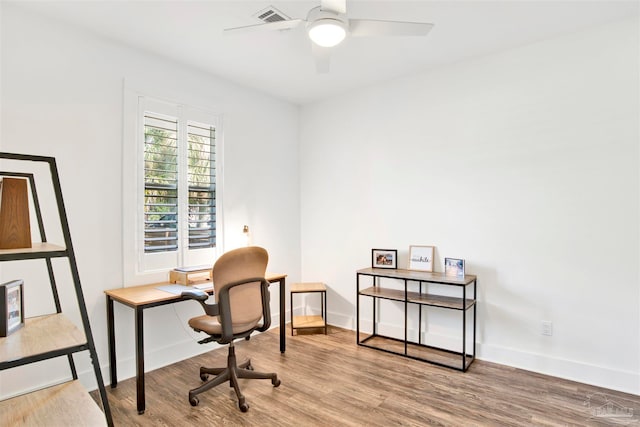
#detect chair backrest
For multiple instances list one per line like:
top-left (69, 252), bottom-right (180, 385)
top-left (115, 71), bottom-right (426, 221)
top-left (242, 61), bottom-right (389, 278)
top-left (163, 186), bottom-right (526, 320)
top-left (212, 246), bottom-right (269, 336)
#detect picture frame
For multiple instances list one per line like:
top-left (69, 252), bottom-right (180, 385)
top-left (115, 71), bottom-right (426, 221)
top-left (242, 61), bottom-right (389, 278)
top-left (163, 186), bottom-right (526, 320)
top-left (372, 249), bottom-right (397, 269)
top-left (1, 279), bottom-right (24, 337)
top-left (444, 257), bottom-right (465, 278)
top-left (408, 245), bottom-right (434, 272)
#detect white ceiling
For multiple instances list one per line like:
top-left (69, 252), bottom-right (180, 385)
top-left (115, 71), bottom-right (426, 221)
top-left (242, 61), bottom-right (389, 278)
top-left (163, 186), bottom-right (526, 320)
top-left (11, 0), bottom-right (639, 105)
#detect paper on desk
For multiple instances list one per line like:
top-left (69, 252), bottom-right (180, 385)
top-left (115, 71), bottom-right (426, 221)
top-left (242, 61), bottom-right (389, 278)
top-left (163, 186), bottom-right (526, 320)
top-left (156, 284), bottom-right (194, 295)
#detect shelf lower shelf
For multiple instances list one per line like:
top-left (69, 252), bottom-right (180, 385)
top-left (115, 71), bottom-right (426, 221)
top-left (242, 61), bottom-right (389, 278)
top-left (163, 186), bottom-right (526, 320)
top-left (359, 286), bottom-right (475, 310)
top-left (0, 313), bottom-right (87, 369)
top-left (0, 380), bottom-right (106, 426)
top-left (359, 334), bottom-right (474, 371)
top-left (292, 315), bottom-right (326, 329)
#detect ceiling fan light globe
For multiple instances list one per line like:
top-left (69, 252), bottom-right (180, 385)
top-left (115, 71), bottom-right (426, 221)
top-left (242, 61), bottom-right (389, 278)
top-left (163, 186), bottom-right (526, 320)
top-left (308, 19), bottom-right (346, 47)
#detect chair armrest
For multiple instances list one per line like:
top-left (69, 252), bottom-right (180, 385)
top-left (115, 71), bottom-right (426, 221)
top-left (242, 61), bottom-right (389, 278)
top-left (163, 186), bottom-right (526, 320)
top-left (181, 289), bottom-right (208, 301)
top-left (181, 289), bottom-right (219, 316)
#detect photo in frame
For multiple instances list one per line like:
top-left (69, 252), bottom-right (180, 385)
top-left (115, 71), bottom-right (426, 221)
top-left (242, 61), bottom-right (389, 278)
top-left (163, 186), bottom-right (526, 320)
top-left (408, 245), bottom-right (434, 272)
top-left (1, 279), bottom-right (24, 337)
top-left (372, 249), bottom-right (397, 269)
top-left (444, 258), bottom-right (465, 278)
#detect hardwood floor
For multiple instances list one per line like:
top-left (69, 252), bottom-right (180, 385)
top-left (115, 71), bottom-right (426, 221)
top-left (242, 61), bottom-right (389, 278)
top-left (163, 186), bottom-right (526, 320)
top-left (93, 326), bottom-right (640, 426)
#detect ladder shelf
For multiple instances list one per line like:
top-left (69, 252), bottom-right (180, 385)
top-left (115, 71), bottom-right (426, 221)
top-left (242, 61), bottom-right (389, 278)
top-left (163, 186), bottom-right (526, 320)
top-left (0, 152), bottom-right (112, 426)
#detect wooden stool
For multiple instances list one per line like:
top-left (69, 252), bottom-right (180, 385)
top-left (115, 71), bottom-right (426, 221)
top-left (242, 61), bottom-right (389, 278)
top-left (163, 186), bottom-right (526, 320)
top-left (290, 282), bottom-right (327, 336)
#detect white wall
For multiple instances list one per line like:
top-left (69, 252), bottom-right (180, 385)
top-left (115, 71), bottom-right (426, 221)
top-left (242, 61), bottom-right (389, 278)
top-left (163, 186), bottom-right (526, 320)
top-left (0, 3), bottom-right (300, 397)
top-left (300, 18), bottom-right (639, 394)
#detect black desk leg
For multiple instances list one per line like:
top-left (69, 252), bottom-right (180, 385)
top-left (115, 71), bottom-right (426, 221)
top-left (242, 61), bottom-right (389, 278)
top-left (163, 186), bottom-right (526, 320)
top-left (135, 307), bottom-right (145, 414)
top-left (106, 296), bottom-right (117, 388)
top-left (279, 277), bottom-right (286, 353)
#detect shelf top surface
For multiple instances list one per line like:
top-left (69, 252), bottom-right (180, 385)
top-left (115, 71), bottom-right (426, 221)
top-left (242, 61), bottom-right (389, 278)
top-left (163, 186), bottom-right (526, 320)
top-left (0, 242), bottom-right (66, 257)
top-left (357, 267), bottom-right (476, 285)
top-left (291, 282), bottom-right (326, 293)
top-left (0, 313), bottom-right (85, 363)
top-left (0, 380), bottom-right (106, 426)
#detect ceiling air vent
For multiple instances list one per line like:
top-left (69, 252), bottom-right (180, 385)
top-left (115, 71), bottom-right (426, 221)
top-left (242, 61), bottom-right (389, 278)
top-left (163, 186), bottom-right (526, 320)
top-left (254, 6), bottom-right (290, 23)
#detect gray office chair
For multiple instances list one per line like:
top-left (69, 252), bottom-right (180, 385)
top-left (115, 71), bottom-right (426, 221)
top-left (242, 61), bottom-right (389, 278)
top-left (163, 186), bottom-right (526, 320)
top-left (181, 246), bottom-right (281, 412)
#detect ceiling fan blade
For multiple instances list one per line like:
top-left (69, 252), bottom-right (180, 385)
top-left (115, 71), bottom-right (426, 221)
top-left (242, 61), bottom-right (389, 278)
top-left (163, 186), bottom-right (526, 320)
top-left (349, 20), bottom-right (434, 37)
top-left (320, 0), bottom-right (347, 14)
top-left (311, 43), bottom-right (331, 74)
top-left (224, 19), bottom-right (304, 34)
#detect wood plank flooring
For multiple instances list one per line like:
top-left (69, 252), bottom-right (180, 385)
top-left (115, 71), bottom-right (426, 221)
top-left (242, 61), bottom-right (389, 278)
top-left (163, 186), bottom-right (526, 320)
top-left (93, 326), bottom-right (640, 426)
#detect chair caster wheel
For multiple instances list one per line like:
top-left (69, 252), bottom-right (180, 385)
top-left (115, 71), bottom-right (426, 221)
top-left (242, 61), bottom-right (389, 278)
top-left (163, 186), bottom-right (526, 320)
top-left (200, 373), bottom-right (209, 381)
top-left (189, 395), bottom-right (199, 407)
top-left (239, 402), bottom-right (249, 412)
top-left (272, 378), bottom-right (281, 387)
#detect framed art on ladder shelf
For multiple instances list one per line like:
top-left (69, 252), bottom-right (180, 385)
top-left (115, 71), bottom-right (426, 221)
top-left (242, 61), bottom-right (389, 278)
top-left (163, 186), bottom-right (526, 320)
top-left (1, 279), bottom-right (24, 337)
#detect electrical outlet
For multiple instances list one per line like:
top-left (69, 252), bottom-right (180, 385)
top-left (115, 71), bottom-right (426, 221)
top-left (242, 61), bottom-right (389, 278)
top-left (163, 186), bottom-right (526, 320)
top-left (542, 321), bottom-right (553, 336)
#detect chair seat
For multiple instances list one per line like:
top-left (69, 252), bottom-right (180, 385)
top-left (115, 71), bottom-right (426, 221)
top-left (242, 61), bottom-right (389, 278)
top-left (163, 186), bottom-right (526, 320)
top-left (189, 315), bottom-right (259, 336)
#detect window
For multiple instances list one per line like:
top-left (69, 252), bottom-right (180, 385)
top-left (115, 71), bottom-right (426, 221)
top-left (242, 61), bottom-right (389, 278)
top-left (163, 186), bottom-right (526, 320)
top-left (185, 121), bottom-right (217, 250)
top-left (124, 94), bottom-right (222, 279)
top-left (143, 113), bottom-right (217, 253)
top-left (143, 113), bottom-right (179, 253)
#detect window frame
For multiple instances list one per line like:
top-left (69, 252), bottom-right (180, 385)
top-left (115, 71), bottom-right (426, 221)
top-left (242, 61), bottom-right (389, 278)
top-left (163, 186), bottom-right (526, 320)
top-left (123, 90), bottom-right (224, 285)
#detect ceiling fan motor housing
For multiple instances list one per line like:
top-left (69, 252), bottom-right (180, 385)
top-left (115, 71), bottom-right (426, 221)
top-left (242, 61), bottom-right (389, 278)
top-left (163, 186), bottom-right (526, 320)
top-left (307, 6), bottom-right (349, 47)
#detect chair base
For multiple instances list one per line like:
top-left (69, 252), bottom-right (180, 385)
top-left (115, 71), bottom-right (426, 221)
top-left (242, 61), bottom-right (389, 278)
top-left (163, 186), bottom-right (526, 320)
top-left (188, 342), bottom-right (280, 412)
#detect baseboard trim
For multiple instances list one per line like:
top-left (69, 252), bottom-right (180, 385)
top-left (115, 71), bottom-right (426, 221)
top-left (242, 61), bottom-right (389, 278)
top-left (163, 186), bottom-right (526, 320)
top-left (478, 343), bottom-right (640, 396)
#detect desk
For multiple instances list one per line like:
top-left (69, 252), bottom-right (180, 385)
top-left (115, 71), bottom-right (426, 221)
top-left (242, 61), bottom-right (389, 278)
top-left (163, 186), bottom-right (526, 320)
top-left (105, 272), bottom-right (287, 414)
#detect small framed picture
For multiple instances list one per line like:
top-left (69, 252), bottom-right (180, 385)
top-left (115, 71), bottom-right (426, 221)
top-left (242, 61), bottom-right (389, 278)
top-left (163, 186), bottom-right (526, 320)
top-left (408, 245), bottom-right (434, 272)
top-left (445, 258), bottom-right (465, 278)
top-left (372, 249), bottom-right (397, 269)
top-left (1, 279), bottom-right (24, 337)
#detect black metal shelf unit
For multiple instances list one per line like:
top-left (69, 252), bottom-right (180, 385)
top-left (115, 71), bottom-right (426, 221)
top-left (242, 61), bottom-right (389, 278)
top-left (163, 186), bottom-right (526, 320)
top-left (356, 267), bottom-right (477, 372)
top-left (0, 152), bottom-right (113, 426)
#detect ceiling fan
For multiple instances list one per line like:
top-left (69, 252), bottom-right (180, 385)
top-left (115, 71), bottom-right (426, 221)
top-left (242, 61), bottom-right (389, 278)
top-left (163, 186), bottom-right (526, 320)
top-left (224, 0), bottom-right (434, 73)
